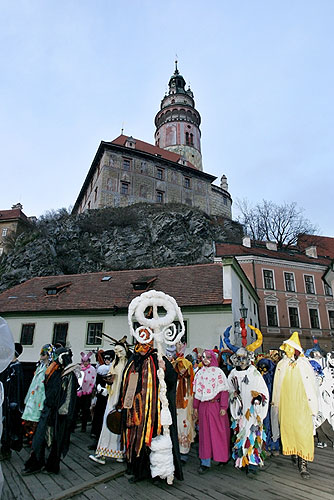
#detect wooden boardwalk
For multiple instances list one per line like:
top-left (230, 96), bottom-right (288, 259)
top-left (2, 426), bottom-right (333, 500)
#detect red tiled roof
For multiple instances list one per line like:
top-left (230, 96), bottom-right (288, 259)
top-left (0, 209), bottom-right (29, 222)
top-left (111, 135), bottom-right (197, 170)
top-left (298, 234), bottom-right (334, 259)
top-left (0, 264), bottom-right (226, 313)
top-left (215, 243), bottom-right (331, 266)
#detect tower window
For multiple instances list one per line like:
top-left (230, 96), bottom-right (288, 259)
top-left (185, 132), bottom-right (190, 145)
top-left (123, 158), bottom-right (131, 170)
top-left (190, 133), bottom-right (194, 145)
top-left (121, 182), bottom-right (129, 195)
top-left (156, 168), bottom-right (164, 180)
top-left (184, 177), bottom-right (191, 189)
top-left (156, 191), bottom-right (164, 203)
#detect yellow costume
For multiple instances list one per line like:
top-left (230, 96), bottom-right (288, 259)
top-left (272, 332), bottom-right (318, 461)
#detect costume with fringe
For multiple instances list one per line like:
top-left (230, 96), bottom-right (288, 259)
top-left (120, 349), bottom-right (183, 482)
top-left (228, 364), bottom-right (269, 468)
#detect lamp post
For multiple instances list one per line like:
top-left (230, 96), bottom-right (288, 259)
top-left (239, 305), bottom-right (248, 347)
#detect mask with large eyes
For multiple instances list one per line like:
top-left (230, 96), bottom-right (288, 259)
top-left (257, 363), bottom-right (268, 376)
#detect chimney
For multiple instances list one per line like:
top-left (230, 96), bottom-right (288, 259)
top-left (266, 241), bottom-right (277, 251)
top-left (305, 246), bottom-right (317, 259)
top-left (220, 175), bottom-right (229, 191)
top-left (242, 236), bottom-right (251, 248)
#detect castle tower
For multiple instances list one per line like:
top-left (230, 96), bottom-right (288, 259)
top-left (154, 62), bottom-right (203, 171)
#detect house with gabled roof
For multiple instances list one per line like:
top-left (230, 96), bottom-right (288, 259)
top-left (216, 237), bottom-right (334, 351)
top-left (0, 260), bottom-right (259, 363)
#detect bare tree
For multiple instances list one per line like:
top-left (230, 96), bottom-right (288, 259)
top-left (236, 199), bottom-right (318, 248)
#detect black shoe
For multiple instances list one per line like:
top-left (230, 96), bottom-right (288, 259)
top-left (198, 465), bottom-right (210, 474)
top-left (22, 467), bottom-right (42, 476)
top-left (87, 443), bottom-right (97, 450)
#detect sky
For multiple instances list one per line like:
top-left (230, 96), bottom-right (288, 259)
top-left (1, 0), bottom-right (333, 236)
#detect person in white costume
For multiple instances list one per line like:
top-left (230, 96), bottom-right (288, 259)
top-left (89, 343), bottom-right (129, 464)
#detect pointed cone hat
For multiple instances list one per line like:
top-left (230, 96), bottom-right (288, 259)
top-left (283, 331), bottom-right (302, 352)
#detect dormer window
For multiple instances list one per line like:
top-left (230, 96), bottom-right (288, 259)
top-left (125, 137), bottom-right (136, 149)
top-left (44, 282), bottom-right (71, 296)
top-left (132, 276), bottom-right (157, 291)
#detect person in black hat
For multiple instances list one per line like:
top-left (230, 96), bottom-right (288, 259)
top-left (0, 343), bottom-right (24, 461)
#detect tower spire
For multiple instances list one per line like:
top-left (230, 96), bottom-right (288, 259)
top-left (154, 65), bottom-right (203, 171)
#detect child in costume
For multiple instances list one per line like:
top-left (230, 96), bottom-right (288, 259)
top-left (256, 357), bottom-right (280, 456)
top-left (271, 332), bottom-right (318, 479)
top-left (75, 352), bottom-right (96, 432)
top-left (193, 349), bottom-right (230, 474)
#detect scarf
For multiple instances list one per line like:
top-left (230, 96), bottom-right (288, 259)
top-left (193, 350), bottom-right (228, 402)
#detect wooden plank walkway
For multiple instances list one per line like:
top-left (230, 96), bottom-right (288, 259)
top-left (2, 426), bottom-right (333, 500)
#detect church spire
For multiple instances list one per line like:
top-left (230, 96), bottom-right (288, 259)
top-left (154, 64), bottom-right (203, 171)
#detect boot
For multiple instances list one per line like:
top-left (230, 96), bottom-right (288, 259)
top-left (290, 454), bottom-right (297, 466)
top-left (298, 457), bottom-right (310, 479)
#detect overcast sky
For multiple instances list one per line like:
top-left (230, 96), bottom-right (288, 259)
top-left (1, 1), bottom-right (333, 237)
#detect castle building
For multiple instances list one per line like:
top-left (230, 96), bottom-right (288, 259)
top-left (73, 63), bottom-right (232, 217)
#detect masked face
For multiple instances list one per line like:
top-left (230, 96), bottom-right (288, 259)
top-left (135, 342), bottom-right (153, 355)
top-left (280, 343), bottom-right (295, 359)
top-left (202, 352), bottom-right (212, 366)
top-left (257, 363), bottom-right (268, 376)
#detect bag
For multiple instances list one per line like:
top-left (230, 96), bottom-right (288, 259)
top-left (107, 409), bottom-right (122, 435)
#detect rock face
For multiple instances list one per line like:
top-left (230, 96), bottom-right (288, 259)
top-left (0, 203), bottom-right (243, 291)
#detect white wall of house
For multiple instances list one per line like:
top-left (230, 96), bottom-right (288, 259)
top-left (3, 308), bottom-right (233, 363)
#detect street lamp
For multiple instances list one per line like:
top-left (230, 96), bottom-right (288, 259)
top-left (239, 305), bottom-right (248, 321)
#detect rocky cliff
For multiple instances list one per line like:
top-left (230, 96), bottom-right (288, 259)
top-left (0, 203), bottom-right (243, 292)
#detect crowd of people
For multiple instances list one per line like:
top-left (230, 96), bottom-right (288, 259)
top-left (0, 325), bottom-right (333, 485)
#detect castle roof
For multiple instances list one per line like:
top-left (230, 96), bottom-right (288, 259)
top-left (111, 134), bottom-right (197, 168)
top-left (0, 263), bottom-right (229, 313)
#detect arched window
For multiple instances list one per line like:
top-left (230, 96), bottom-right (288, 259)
top-left (190, 133), bottom-right (194, 146)
top-left (185, 132), bottom-right (190, 145)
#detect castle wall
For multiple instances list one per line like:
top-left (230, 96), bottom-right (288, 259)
top-left (78, 149), bottom-right (215, 214)
top-left (210, 185), bottom-right (232, 218)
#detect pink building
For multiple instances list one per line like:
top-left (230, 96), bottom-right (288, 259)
top-left (216, 236), bottom-right (334, 351)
